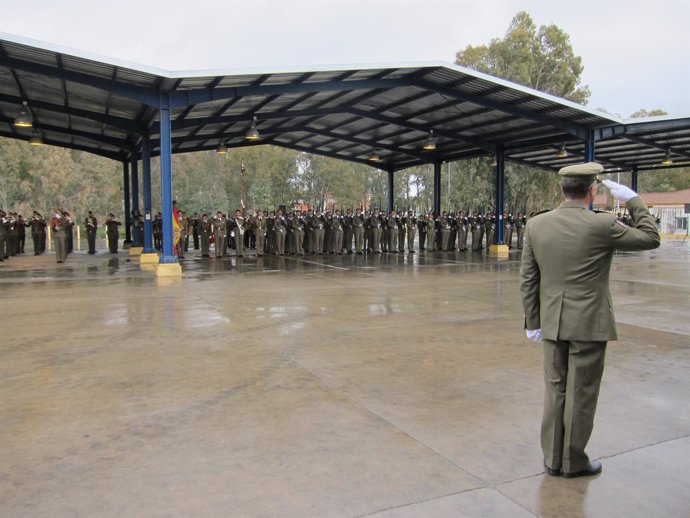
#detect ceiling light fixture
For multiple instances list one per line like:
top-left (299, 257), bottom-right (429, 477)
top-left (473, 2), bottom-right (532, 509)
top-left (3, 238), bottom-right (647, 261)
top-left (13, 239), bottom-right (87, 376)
top-left (660, 149), bottom-right (673, 166)
top-left (245, 116), bottom-right (260, 141)
top-left (422, 130), bottom-right (436, 151)
top-left (215, 141), bottom-right (228, 154)
top-left (556, 143), bottom-right (568, 158)
top-left (368, 149), bottom-right (380, 162)
top-left (28, 130), bottom-right (43, 146)
top-left (14, 101), bottom-right (33, 128)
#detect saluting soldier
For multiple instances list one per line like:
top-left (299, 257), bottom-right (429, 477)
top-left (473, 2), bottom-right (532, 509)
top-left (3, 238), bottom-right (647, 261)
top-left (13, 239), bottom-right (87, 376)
top-left (367, 209), bottom-right (382, 253)
top-left (324, 210), bottom-right (333, 254)
top-left (85, 210), bottom-right (98, 254)
top-left (405, 211), bottom-right (416, 253)
top-left (470, 211), bottom-right (480, 251)
top-left (153, 212), bottom-right (163, 251)
top-left (199, 214), bottom-right (212, 257)
top-left (311, 209), bottom-right (325, 254)
top-left (250, 210), bottom-right (266, 256)
top-left (440, 211), bottom-right (451, 251)
top-left (30, 211), bottom-right (47, 255)
top-left (105, 213), bottom-right (121, 254)
top-left (0, 209), bottom-right (8, 261)
top-left (515, 211), bottom-right (526, 250)
top-left (233, 209), bottom-right (246, 257)
top-left (273, 209), bottom-right (286, 256)
top-left (63, 211), bottom-right (74, 254)
top-left (485, 211), bottom-right (496, 252)
top-left (7, 212), bottom-right (18, 256)
top-left (331, 210), bottom-right (344, 254)
top-left (191, 212), bottom-right (200, 250)
top-left (50, 209), bottom-right (67, 263)
top-left (457, 211), bottom-right (468, 251)
top-left (504, 212), bottom-right (513, 248)
top-left (352, 208), bottom-right (365, 254)
top-left (417, 214), bottom-right (427, 251)
top-left (17, 215), bottom-right (28, 254)
top-left (212, 211), bottom-right (226, 258)
top-left (293, 211), bottom-right (306, 255)
top-left (343, 209), bottom-right (353, 253)
top-left (426, 214), bottom-right (436, 252)
top-left (285, 212), bottom-right (294, 254)
top-left (386, 210), bottom-right (399, 253)
top-left (520, 163), bottom-right (659, 478)
top-left (397, 212), bottom-right (406, 252)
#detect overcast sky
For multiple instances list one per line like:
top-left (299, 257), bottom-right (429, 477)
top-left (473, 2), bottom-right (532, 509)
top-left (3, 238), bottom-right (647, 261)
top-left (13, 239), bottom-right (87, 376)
top-left (1, 0), bottom-right (688, 118)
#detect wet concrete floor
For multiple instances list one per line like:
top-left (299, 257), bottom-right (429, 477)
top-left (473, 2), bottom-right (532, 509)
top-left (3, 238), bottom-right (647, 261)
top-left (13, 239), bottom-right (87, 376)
top-left (1, 242), bottom-right (689, 517)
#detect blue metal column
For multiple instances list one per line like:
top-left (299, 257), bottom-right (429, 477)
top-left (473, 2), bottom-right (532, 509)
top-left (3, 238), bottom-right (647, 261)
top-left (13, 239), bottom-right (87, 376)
top-left (584, 131), bottom-right (595, 210)
top-left (122, 160), bottom-right (132, 245)
top-left (131, 153), bottom-right (141, 246)
top-left (433, 159), bottom-right (442, 216)
top-left (387, 169), bottom-right (394, 213)
top-left (159, 91), bottom-right (177, 265)
top-left (631, 166), bottom-right (638, 192)
top-left (142, 135), bottom-right (155, 253)
top-left (495, 148), bottom-right (505, 245)
top-left (584, 130), bottom-right (595, 162)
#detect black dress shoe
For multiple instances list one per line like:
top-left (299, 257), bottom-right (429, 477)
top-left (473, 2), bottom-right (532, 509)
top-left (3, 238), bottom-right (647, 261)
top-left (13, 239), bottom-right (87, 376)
top-left (562, 460), bottom-right (602, 479)
top-left (544, 464), bottom-right (561, 477)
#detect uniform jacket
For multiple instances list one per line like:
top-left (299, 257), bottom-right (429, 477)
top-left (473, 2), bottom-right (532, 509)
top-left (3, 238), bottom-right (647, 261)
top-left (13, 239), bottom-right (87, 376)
top-left (519, 197), bottom-right (659, 341)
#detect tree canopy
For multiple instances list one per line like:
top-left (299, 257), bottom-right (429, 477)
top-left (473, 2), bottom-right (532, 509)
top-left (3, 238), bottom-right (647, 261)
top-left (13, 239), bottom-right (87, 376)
top-left (456, 11), bottom-right (590, 104)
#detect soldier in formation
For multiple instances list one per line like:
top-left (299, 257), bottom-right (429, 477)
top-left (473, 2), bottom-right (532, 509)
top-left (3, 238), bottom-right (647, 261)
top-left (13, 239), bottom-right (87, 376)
top-left (105, 213), bottom-right (121, 254)
top-left (85, 210), bottom-right (98, 254)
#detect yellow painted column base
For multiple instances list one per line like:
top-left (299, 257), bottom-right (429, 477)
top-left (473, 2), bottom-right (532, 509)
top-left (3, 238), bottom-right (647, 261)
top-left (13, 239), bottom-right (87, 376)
top-left (156, 262), bottom-right (182, 277)
top-left (139, 252), bottom-right (159, 264)
top-left (129, 246), bottom-right (144, 256)
top-left (489, 244), bottom-right (510, 258)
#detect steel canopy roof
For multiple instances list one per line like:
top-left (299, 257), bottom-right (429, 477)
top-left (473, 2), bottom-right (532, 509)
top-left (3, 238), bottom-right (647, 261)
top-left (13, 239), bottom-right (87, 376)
top-left (1, 31), bottom-right (688, 173)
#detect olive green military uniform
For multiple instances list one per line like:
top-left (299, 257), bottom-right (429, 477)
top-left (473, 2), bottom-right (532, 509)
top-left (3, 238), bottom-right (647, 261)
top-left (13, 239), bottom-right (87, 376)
top-left (386, 213), bottom-right (398, 252)
top-left (105, 216), bottom-right (120, 254)
top-left (51, 214), bottom-right (67, 263)
top-left (405, 213), bottom-right (416, 253)
top-left (85, 214), bottom-right (98, 254)
top-left (199, 217), bottom-right (212, 256)
top-left (520, 163), bottom-right (660, 475)
top-left (273, 214), bottom-right (286, 255)
top-left (212, 215), bottom-right (226, 258)
top-left (353, 212), bottom-right (365, 253)
top-left (233, 214), bottom-right (246, 257)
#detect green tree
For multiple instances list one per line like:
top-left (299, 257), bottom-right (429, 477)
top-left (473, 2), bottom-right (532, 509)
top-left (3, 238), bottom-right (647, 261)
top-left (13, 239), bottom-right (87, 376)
top-left (456, 11), bottom-right (590, 103)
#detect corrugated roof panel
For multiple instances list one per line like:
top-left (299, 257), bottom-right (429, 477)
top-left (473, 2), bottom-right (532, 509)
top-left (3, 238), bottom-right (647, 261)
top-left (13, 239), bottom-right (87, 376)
top-left (2, 41), bottom-right (57, 66)
top-left (60, 55), bottom-right (117, 80)
top-left (114, 67), bottom-right (160, 86)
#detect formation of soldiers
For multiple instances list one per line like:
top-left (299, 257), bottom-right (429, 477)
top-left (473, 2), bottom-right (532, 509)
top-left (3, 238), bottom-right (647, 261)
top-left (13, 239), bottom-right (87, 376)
top-left (165, 208), bottom-right (529, 257)
top-left (1, 205), bottom-right (529, 263)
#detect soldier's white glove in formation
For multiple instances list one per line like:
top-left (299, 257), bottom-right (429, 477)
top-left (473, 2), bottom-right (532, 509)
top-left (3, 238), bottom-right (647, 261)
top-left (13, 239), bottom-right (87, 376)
top-left (526, 329), bottom-right (543, 343)
top-left (602, 180), bottom-right (638, 202)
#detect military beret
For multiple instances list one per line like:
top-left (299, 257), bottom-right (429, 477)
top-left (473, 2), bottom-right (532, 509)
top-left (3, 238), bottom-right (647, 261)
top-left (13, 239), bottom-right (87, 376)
top-left (558, 162), bottom-right (604, 178)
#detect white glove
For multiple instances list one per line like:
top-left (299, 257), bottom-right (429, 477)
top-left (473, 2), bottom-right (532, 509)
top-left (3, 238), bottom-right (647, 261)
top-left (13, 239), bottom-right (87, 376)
top-left (526, 329), bottom-right (543, 343)
top-left (602, 180), bottom-right (638, 202)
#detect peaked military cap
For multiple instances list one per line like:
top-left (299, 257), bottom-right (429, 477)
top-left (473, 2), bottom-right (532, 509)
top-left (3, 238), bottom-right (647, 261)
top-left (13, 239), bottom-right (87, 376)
top-left (558, 162), bottom-right (604, 178)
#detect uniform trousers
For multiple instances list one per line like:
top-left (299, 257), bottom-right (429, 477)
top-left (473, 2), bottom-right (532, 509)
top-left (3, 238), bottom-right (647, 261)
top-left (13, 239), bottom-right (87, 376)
top-left (406, 228), bottom-right (416, 252)
top-left (332, 229), bottom-right (343, 253)
top-left (87, 231), bottom-right (97, 253)
top-left (542, 339), bottom-right (606, 474)
top-left (353, 227), bottom-right (364, 253)
top-left (256, 231), bottom-right (265, 256)
top-left (274, 229), bottom-right (285, 255)
top-left (53, 230), bottom-right (67, 262)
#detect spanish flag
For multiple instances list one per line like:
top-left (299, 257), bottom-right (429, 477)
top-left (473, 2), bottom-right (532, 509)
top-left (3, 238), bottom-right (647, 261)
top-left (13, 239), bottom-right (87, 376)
top-left (172, 203), bottom-right (182, 256)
